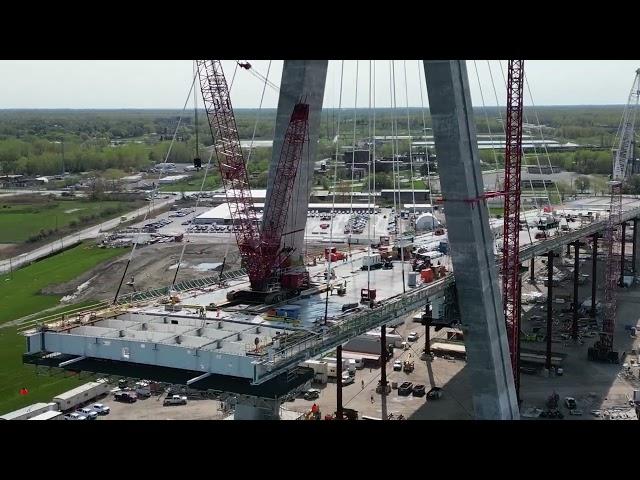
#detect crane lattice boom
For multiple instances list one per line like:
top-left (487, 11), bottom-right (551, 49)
top-left (502, 60), bottom-right (525, 392)
top-left (596, 69), bottom-right (640, 358)
top-left (197, 60), bottom-right (263, 284)
top-left (259, 103), bottom-right (309, 287)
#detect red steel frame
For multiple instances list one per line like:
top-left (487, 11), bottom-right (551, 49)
top-left (197, 60), bottom-right (263, 285)
top-left (259, 103), bottom-right (310, 287)
top-left (502, 60), bottom-right (525, 392)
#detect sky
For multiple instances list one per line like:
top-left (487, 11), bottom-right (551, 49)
top-left (0, 60), bottom-right (638, 109)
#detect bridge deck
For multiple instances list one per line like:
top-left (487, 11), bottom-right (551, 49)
top-left (21, 197), bottom-right (640, 386)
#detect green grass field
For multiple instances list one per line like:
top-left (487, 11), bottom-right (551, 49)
top-left (0, 198), bottom-right (139, 243)
top-left (159, 172), bottom-right (221, 192)
top-left (0, 243), bottom-right (125, 414)
top-left (0, 242), bottom-right (125, 325)
top-left (0, 325), bottom-right (97, 415)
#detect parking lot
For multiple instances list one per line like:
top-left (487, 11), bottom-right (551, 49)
top-left (284, 312), bottom-right (474, 420)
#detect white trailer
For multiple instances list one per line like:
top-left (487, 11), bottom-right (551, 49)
top-left (28, 410), bottom-right (64, 420)
top-left (362, 253), bottom-right (382, 267)
top-left (0, 402), bottom-right (57, 421)
top-left (53, 379), bottom-right (110, 412)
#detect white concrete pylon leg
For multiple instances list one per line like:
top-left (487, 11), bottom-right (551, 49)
top-left (423, 60), bottom-right (520, 420)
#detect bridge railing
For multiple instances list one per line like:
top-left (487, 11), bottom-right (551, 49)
top-left (253, 275), bottom-right (454, 384)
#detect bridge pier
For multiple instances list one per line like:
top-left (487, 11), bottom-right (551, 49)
top-left (591, 234), bottom-right (599, 318)
top-left (572, 240), bottom-right (580, 340)
top-left (424, 60), bottom-right (519, 419)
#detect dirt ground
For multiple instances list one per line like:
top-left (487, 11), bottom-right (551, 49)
top-left (43, 242), bottom-right (242, 303)
top-left (101, 395), bottom-right (226, 420)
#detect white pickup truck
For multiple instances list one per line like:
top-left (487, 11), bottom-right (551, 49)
top-left (163, 394), bottom-right (187, 406)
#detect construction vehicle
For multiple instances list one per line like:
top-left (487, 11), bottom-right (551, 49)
top-left (325, 247), bottom-right (346, 262)
top-left (403, 361), bottom-right (415, 373)
top-left (540, 391), bottom-right (564, 419)
top-left (197, 60), bottom-right (311, 305)
top-left (360, 288), bottom-right (377, 304)
top-left (361, 253), bottom-right (383, 270)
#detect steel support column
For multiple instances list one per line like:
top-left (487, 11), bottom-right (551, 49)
top-left (424, 60), bottom-right (519, 419)
top-left (620, 221), bottom-right (627, 285)
top-left (572, 241), bottom-right (580, 340)
top-left (546, 251), bottom-right (556, 371)
top-left (423, 303), bottom-right (432, 355)
top-left (336, 344), bottom-right (343, 420)
top-left (530, 257), bottom-right (535, 284)
top-left (380, 324), bottom-right (387, 387)
top-left (633, 218), bottom-right (638, 274)
top-left (591, 234), bottom-right (599, 318)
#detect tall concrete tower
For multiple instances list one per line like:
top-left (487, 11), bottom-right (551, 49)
top-left (264, 60), bottom-right (328, 264)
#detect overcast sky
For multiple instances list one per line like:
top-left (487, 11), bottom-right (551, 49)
top-left (0, 60), bottom-right (638, 109)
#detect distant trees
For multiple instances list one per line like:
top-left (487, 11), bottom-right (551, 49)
top-left (575, 176), bottom-right (590, 193)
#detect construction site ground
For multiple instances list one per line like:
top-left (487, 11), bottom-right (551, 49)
top-left (281, 245), bottom-right (639, 420)
top-left (98, 395), bottom-right (226, 420)
top-left (46, 242), bottom-right (242, 304)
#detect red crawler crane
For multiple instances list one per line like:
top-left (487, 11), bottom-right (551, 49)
top-left (501, 60), bottom-right (525, 394)
top-left (197, 60), bottom-right (310, 303)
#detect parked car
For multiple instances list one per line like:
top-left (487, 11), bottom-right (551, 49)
top-left (65, 412), bottom-right (87, 421)
top-left (564, 397), bottom-right (577, 410)
top-left (341, 374), bottom-right (355, 386)
top-left (80, 407), bottom-right (98, 420)
top-left (393, 360), bottom-right (403, 371)
top-left (92, 403), bottom-right (110, 415)
top-left (412, 384), bottom-right (426, 397)
top-left (398, 382), bottom-right (414, 396)
top-left (114, 391), bottom-right (137, 403)
top-left (304, 389), bottom-right (320, 400)
top-left (163, 394), bottom-right (188, 406)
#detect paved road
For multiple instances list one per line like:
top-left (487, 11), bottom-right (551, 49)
top-left (0, 198), bottom-right (176, 275)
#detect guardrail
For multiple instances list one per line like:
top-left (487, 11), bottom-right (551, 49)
top-left (114, 268), bottom-right (248, 305)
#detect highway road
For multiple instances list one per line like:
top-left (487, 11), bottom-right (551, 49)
top-left (0, 198), bottom-right (176, 275)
